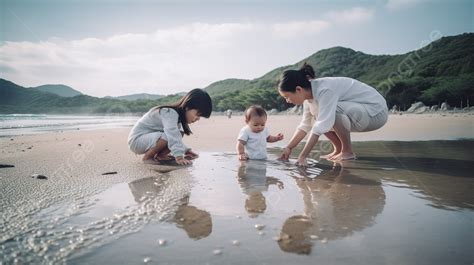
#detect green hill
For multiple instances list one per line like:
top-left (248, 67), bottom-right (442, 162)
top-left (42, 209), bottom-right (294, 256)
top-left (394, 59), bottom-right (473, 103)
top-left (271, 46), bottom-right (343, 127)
top-left (33, 84), bottom-right (83, 97)
top-left (105, 93), bottom-right (165, 101)
top-left (205, 33), bottom-right (474, 111)
top-left (0, 79), bottom-right (181, 114)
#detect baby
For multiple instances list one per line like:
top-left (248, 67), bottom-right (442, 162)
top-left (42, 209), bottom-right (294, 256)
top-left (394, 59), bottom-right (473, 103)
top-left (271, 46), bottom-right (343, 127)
top-left (236, 105), bottom-right (284, 160)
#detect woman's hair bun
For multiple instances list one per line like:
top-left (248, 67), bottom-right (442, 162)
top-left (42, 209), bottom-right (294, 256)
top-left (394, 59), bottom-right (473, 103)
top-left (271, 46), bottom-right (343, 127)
top-left (298, 62), bottom-right (315, 79)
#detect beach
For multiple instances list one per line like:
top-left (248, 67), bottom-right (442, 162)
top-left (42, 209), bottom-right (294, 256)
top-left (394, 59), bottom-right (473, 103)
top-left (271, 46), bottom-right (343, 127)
top-left (1, 113), bottom-right (473, 264)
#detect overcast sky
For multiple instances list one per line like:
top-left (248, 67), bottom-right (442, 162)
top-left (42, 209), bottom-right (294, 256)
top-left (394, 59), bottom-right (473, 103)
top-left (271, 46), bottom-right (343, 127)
top-left (0, 0), bottom-right (472, 97)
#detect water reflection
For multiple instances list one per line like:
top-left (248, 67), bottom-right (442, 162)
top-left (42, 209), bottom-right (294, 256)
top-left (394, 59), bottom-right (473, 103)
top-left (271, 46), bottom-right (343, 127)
top-left (355, 156), bottom-right (474, 211)
top-left (286, 140), bottom-right (474, 211)
top-left (128, 174), bottom-right (212, 240)
top-left (236, 160), bottom-right (284, 217)
top-left (277, 163), bottom-right (385, 255)
top-left (174, 196), bottom-right (212, 240)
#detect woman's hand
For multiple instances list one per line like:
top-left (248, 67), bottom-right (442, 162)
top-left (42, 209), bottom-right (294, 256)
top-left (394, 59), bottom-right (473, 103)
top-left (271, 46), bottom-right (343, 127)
top-left (176, 156), bottom-right (192, 166)
top-left (238, 153), bottom-right (249, 161)
top-left (296, 155), bottom-right (308, 167)
top-left (278, 147), bottom-right (292, 161)
top-left (296, 134), bottom-right (319, 167)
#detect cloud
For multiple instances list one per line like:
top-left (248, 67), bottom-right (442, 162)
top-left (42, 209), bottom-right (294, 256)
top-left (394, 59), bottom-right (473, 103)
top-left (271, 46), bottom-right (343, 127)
top-left (0, 20), bottom-right (332, 97)
top-left (386, 0), bottom-right (425, 11)
top-left (325, 7), bottom-right (375, 24)
top-left (272, 20), bottom-right (330, 39)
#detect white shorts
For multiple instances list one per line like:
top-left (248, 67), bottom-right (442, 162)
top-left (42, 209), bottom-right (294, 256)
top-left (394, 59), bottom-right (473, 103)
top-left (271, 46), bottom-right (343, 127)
top-left (334, 102), bottom-right (388, 133)
top-left (128, 132), bottom-right (168, 154)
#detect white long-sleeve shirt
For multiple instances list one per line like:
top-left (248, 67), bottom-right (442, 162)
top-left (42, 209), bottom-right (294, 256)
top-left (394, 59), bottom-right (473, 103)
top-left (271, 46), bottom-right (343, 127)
top-left (297, 77), bottom-right (387, 136)
top-left (128, 108), bottom-right (187, 157)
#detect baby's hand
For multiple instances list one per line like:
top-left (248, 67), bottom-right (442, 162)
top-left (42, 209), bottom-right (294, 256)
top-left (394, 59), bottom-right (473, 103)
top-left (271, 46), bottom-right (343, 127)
top-left (238, 153), bottom-right (249, 161)
top-left (275, 133), bottom-right (284, 141)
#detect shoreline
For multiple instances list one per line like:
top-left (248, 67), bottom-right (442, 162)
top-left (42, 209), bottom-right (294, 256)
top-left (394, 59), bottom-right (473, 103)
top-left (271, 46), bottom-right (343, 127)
top-left (1, 114), bottom-right (472, 155)
top-left (1, 111), bottom-right (473, 139)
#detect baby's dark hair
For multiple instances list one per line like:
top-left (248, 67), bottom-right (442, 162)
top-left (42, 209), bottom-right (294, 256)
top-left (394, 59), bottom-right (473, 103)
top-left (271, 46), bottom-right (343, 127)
top-left (278, 62), bottom-right (316, 92)
top-left (245, 105), bottom-right (267, 121)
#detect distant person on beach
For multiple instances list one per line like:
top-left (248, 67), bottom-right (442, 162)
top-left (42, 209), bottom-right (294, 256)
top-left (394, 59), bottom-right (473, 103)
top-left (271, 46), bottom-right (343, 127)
top-left (278, 63), bottom-right (388, 165)
top-left (128, 89), bottom-right (212, 165)
top-left (236, 105), bottom-right (284, 160)
top-left (226, 109), bottom-right (233, 119)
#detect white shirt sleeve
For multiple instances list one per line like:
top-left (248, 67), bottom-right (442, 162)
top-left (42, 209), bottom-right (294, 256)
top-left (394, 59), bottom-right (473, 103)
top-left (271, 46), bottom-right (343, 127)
top-left (159, 108), bottom-right (186, 157)
top-left (312, 88), bottom-right (339, 136)
top-left (297, 100), bottom-right (314, 133)
top-left (237, 126), bottom-right (249, 143)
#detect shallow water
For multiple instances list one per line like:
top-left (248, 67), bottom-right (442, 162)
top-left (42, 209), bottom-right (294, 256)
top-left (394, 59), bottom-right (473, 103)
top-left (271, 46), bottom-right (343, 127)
top-left (1, 141), bottom-right (473, 264)
top-left (0, 114), bottom-right (138, 137)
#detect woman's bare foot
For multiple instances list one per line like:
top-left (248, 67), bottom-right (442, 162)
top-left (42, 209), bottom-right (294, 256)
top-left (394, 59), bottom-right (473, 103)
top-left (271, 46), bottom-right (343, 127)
top-left (142, 154), bottom-right (155, 162)
top-left (331, 152), bottom-right (356, 161)
top-left (320, 151), bottom-right (340, 160)
top-left (155, 153), bottom-right (174, 160)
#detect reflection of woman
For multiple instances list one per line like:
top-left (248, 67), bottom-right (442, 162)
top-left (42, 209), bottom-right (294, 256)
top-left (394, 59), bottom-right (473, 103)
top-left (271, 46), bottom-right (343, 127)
top-left (128, 175), bottom-right (212, 240)
top-left (277, 63), bottom-right (388, 164)
top-left (278, 165), bottom-right (385, 255)
top-left (237, 161), bottom-right (284, 216)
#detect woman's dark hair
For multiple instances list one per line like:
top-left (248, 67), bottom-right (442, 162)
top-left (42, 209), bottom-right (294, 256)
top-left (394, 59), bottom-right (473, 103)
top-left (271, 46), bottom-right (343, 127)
top-left (155, 88), bottom-right (212, 135)
top-left (277, 62), bottom-right (316, 92)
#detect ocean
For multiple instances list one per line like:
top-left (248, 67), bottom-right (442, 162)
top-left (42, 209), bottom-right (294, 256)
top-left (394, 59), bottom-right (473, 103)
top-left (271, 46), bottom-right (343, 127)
top-left (0, 114), bottom-right (139, 137)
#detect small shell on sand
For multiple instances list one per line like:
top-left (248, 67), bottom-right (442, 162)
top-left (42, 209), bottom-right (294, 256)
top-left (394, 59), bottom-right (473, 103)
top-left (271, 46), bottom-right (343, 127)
top-left (31, 174), bottom-right (47, 180)
top-left (157, 239), bottom-right (167, 246)
top-left (254, 224), bottom-right (265, 230)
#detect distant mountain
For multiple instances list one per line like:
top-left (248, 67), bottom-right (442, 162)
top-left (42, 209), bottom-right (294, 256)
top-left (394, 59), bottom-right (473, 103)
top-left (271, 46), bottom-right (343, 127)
top-left (1, 33), bottom-right (472, 114)
top-left (205, 33), bottom-right (474, 111)
top-left (105, 93), bottom-right (164, 101)
top-left (33, 84), bottom-right (83, 97)
top-left (0, 79), bottom-right (183, 114)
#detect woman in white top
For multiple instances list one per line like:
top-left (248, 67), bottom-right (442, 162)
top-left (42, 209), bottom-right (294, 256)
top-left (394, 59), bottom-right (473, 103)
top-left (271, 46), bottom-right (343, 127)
top-left (128, 89), bottom-right (212, 166)
top-left (278, 63), bottom-right (388, 165)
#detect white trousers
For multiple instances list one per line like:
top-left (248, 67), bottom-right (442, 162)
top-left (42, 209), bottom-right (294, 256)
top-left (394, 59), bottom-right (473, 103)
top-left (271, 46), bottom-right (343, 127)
top-left (333, 102), bottom-right (388, 133)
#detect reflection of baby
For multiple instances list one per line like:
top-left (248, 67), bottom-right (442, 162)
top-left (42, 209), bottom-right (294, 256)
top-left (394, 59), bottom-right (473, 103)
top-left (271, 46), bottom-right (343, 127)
top-left (236, 105), bottom-right (284, 160)
top-left (237, 161), bottom-right (283, 217)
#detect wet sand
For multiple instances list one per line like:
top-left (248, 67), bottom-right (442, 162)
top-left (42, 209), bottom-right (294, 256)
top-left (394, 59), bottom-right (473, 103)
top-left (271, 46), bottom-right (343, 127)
top-left (0, 114), bottom-right (473, 264)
